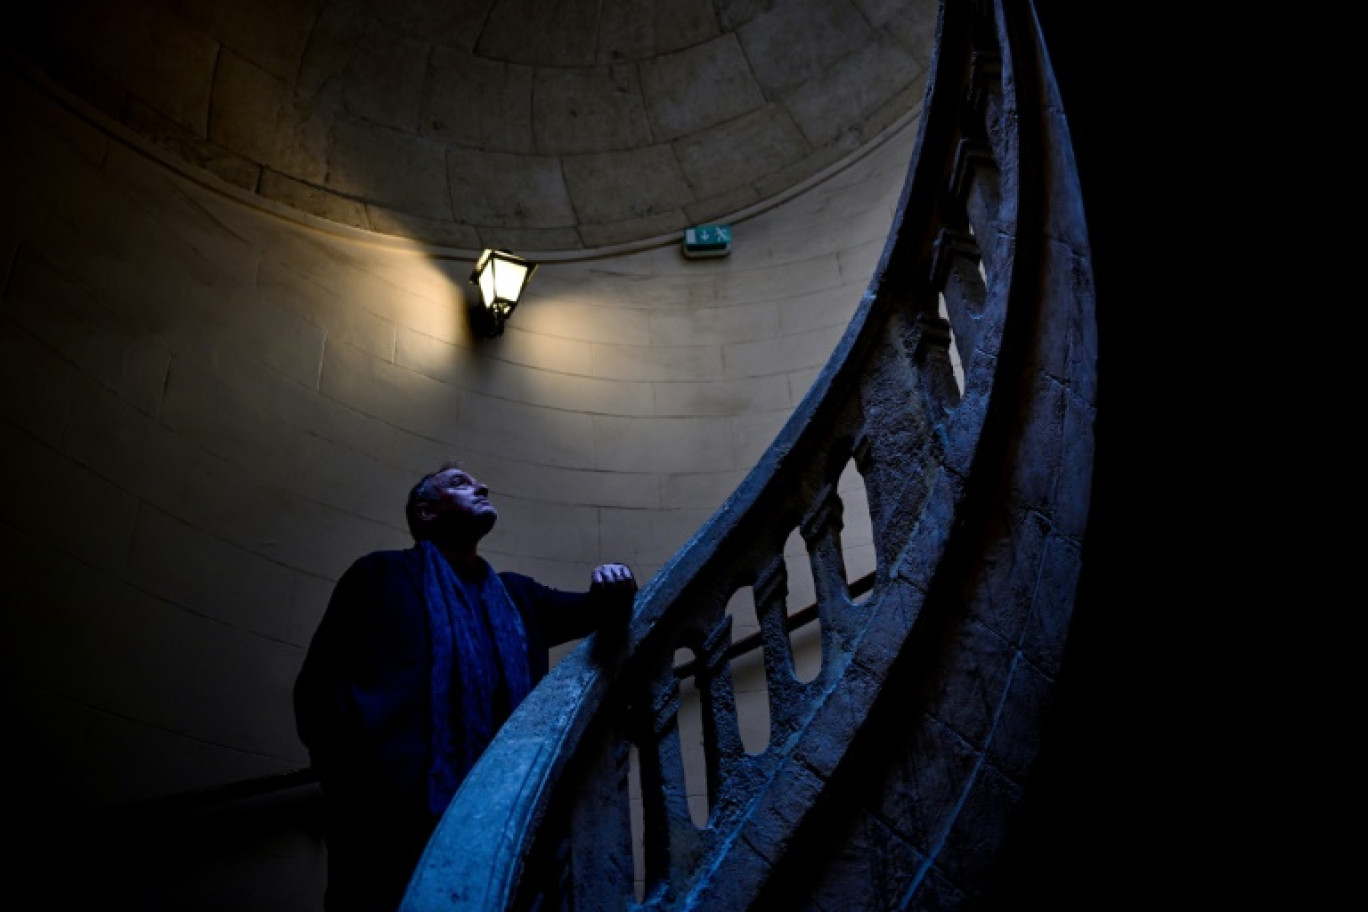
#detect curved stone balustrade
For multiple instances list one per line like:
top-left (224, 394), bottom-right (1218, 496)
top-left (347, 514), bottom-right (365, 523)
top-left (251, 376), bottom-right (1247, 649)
top-left (402, 0), bottom-right (1096, 907)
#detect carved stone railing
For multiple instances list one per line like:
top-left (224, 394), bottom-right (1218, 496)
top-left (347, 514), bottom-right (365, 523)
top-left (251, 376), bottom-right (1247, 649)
top-left (402, 0), bottom-right (1095, 908)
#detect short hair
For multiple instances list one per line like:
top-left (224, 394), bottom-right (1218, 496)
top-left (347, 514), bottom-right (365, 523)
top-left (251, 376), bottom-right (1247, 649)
top-left (405, 460), bottom-right (463, 541)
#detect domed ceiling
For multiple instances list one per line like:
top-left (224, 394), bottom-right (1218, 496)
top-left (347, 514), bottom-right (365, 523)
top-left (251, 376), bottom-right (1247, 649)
top-left (9, 0), bottom-right (937, 251)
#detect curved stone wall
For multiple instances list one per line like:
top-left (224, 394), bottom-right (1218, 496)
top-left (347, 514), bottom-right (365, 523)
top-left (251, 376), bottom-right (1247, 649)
top-left (6, 0), bottom-right (936, 250)
top-left (0, 56), bottom-right (916, 810)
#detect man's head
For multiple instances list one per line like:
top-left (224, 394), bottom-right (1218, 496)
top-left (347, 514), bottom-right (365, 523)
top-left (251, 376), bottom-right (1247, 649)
top-left (405, 461), bottom-right (498, 543)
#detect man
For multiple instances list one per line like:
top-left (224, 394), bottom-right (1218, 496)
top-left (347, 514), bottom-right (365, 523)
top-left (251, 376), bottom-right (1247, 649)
top-left (294, 461), bottom-right (636, 912)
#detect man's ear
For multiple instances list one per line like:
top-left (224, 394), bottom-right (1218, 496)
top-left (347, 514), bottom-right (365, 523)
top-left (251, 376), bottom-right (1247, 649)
top-left (415, 501), bottom-right (437, 523)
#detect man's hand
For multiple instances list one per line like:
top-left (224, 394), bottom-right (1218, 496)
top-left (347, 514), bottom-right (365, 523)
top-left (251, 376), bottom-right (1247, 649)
top-left (588, 564), bottom-right (636, 660)
top-left (590, 563), bottom-right (637, 601)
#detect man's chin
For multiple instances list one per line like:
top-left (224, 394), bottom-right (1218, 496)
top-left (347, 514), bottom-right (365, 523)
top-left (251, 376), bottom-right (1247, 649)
top-left (433, 510), bottom-right (497, 541)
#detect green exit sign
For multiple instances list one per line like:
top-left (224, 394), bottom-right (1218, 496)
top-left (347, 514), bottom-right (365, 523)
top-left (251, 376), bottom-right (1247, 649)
top-left (683, 224), bottom-right (731, 259)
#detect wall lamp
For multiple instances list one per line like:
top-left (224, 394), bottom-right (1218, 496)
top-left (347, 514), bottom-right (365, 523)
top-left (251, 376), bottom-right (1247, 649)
top-left (469, 248), bottom-right (538, 337)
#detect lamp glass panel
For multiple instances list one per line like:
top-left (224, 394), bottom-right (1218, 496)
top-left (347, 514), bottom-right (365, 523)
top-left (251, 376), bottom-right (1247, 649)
top-left (492, 258), bottom-right (530, 304)
top-left (478, 266), bottom-right (497, 307)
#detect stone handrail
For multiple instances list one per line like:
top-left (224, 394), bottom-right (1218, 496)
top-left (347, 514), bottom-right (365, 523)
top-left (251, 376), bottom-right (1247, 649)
top-left (402, 0), bottom-right (1095, 907)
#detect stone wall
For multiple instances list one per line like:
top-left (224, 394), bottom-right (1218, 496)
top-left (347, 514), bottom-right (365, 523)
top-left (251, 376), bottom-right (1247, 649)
top-left (0, 54), bottom-right (917, 908)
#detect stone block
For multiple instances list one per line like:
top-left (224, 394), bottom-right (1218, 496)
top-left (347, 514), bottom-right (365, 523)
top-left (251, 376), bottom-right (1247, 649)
top-left (21, 558), bottom-right (201, 731)
top-left (55, 2), bottom-right (218, 134)
top-left (779, 286), bottom-right (863, 339)
top-left (401, 322), bottom-right (590, 380)
top-left (288, 571), bottom-right (336, 648)
top-left (127, 502), bottom-right (296, 640)
top-left (736, 755), bottom-right (824, 865)
top-left (963, 506), bottom-right (1049, 645)
top-left (799, 812), bottom-right (926, 911)
top-left (509, 298), bottom-right (653, 347)
top-left (675, 106), bottom-right (809, 201)
top-left (1055, 388), bottom-right (1094, 539)
top-left (722, 324), bottom-right (844, 380)
top-left (337, 28), bottom-right (426, 132)
top-left (208, 50), bottom-right (332, 182)
top-left (649, 299), bottom-right (780, 347)
top-left (459, 386), bottom-right (599, 467)
top-left (858, 72), bottom-right (929, 146)
top-left (598, 0), bottom-right (721, 61)
top-left (851, 0), bottom-right (915, 29)
top-left (652, 374), bottom-right (793, 418)
top-left (295, 0), bottom-right (364, 93)
top-left (487, 495), bottom-right (603, 563)
top-left (715, 0), bottom-right (784, 31)
top-left (371, 0), bottom-right (483, 43)
top-left (751, 140), bottom-right (854, 203)
top-left (593, 413), bottom-right (736, 474)
top-left (533, 65), bottom-right (653, 154)
top-left (682, 184), bottom-right (765, 229)
top-left (786, 34), bottom-right (920, 150)
top-left (125, 97), bottom-right (264, 191)
top-left (932, 764), bottom-right (1021, 899)
top-left (266, 172), bottom-right (367, 239)
top-left (563, 144), bottom-right (695, 224)
top-left (589, 336), bottom-right (724, 383)
top-left (257, 256), bottom-right (397, 361)
top-left (319, 335), bottom-right (463, 438)
top-left (484, 461), bottom-right (661, 510)
top-left (1007, 372), bottom-right (1065, 515)
top-left (1018, 530), bottom-right (1083, 679)
top-left (926, 616), bottom-right (1013, 751)
top-left (1, 246), bottom-right (171, 417)
top-left (576, 212), bottom-right (690, 250)
top-left (728, 407), bottom-right (794, 468)
top-left (326, 119), bottom-right (452, 220)
top-left (102, 143), bottom-right (263, 281)
top-left (365, 205), bottom-right (482, 250)
top-left (180, 281), bottom-right (327, 388)
top-left (0, 318), bottom-right (77, 447)
top-left (177, 0), bottom-right (318, 83)
top-left (171, 620), bottom-right (306, 757)
top-left (886, 0), bottom-right (941, 67)
top-left (638, 35), bottom-right (765, 141)
top-left (421, 47), bottom-right (534, 152)
top-left (713, 252), bottom-right (843, 307)
top-left (478, 0), bottom-right (601, 66)
top-left (658, 469), bottom-right (749, 511)
top-left (875, 715), bottom-right (979, 854)
top-left (982, 653), bottom-right (1052, 785)
top-left (0, 415), bottom-right (138, 576)
top-left (785, 366), bottom-right (824, 403)
top-left (475, 224), bottom-right (587, 253)
top-left (273, 429), bottom-right (416, 525)
top-left (736, 0), bottom-right (875, 96)
top-left (448, 147), bottom-right (576, 228)
top-left (0, 670), bottom-right (106, 806)
top-left (599, 505), bottom-right (712, 567)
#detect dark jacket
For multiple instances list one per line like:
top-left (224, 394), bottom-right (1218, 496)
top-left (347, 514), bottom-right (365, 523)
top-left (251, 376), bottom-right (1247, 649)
top-left (293, 547), bottom-right (610, 912)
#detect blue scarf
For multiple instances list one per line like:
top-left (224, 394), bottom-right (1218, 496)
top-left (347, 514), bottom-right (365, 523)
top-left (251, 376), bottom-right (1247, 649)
top-left (419, 541), bottom-right (532, 816)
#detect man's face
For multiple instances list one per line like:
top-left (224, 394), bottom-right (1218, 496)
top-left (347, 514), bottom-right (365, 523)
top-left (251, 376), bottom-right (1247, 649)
top-left (421, 468), bottom-right (498, 540)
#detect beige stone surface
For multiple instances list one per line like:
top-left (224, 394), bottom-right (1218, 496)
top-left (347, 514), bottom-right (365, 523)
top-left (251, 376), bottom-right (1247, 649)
top-left (8, 0), bottom-right (933, 251)
top-left (1, 28), bottom-right (915, 897)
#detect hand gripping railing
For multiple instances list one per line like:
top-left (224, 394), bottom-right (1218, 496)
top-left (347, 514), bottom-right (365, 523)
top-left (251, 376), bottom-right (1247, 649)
top-left (402, 0), bottom-right (1096, 908)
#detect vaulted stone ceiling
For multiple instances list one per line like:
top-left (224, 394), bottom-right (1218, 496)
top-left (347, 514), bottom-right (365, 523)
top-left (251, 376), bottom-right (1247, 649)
top-left (8, 0), bottom-right (937, 251)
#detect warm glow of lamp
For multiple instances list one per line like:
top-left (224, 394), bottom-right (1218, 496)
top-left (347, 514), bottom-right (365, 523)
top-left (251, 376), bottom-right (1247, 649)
top-left (469, 249), bottom-right (538, 337)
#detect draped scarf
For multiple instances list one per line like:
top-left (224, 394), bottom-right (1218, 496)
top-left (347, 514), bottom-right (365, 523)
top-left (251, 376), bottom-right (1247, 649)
top-left (419, 541), bottom-right (532, 816)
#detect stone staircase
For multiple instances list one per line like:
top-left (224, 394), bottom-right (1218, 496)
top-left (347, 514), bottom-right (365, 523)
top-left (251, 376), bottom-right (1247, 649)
top-left (401, 1), bottom-right (1097, 908)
